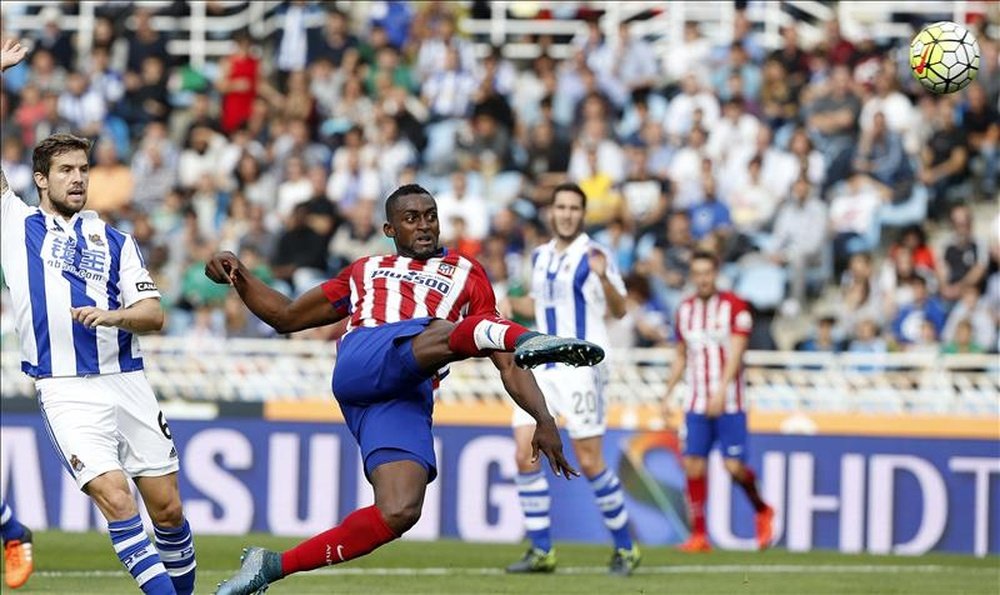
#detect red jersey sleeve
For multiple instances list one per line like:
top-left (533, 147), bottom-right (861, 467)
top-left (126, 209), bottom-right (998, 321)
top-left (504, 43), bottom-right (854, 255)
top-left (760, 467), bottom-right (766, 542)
top-left (729, 294), bottom-right (753, 337)
top-left (464, 259), bottom-right (500, 317)
top-left (320, 261), bottom-right (355, 318)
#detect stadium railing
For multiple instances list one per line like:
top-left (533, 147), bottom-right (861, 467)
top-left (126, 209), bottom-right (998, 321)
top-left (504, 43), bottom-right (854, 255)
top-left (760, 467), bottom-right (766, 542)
top-left (2, 1), bottom-right (995, 68)
top-left (1, 338), bottom-right (996, 417)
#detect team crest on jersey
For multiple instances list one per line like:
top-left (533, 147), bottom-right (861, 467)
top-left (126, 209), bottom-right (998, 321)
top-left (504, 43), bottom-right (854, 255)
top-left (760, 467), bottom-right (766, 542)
top-left (88, 233), bottom-right (105, 247)
top-left (437, 263), bottom-right (455, 278)
top-left (70, 454), bottom-right (85, 473)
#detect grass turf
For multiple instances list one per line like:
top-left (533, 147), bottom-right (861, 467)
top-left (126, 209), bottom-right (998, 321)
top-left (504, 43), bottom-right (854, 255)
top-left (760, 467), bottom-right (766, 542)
top-left (4, 530), bottom-right (998, 594)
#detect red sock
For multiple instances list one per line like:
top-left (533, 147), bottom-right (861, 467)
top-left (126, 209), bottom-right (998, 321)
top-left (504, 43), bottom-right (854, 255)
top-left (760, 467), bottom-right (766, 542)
top-left (736, 467), bottom-right (768, 513)
top-left (687, 476), bottom-right (707, 536)
top-left (280, 505), bottom-right (398, 576)
top-left (447, 314), bottom-right (531, 357)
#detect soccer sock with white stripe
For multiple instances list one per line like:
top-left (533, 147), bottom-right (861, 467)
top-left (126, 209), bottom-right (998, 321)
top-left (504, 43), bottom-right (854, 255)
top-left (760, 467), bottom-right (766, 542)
top-left (0, 499), bottom-right (27, 542)
top-left (589, 468), bottom-right (633, 551)
top-left (153, 519), bottom-right (196, 595)
top-left (108, 515), bottom-right (175, 595)
top-left (516, 471), bottom-right (552, 552)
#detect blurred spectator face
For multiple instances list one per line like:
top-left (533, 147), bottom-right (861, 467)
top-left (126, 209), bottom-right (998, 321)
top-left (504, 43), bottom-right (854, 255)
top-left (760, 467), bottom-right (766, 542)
top-left (683, 22), bottom-right (700, 42)
top-left (789, 129), bottom-right (812, 156)
top-left (680, 73), bottom-right (699, 96)
top-left (848, 252), bottom-right (872, 279)
top-left (450, 172), bottom-right (467, 197)
top-left (287, 70), bottom-right (309, 93)
top-left (285, 157), bottom-right (305, 180)
top-left (96, 141), bottom-right (118, 166)
top-left (32, 49), bottom-right (55, 74)
top-left (781, 25), bottom-right (799, 48)
top-left (910, 276), bottom-right (929, 302)
top-left (91, 47), bottom-right (111, 73)
top-left (94, 17), bottom-right (115, 46)
top-left (582, 117), bottom-right (607, 143)
top-left (763, 58), bottom-right (785, 81)
top-left (2, 137), bottom-right (23, 162)
top-left (967, 84), bottom-right (986, 110)
top-left (830, 65), bottom-right (852, 95)
top-left (377, 47), bottom-right (399, 71)
top-left (748, 157), bottom-right (762, 181)
top-left (550, 188), bottom-right (586, 241)
top-left (190, 126), bottom-right (212, 152)
top-left (688, 127), bottom-right (706, 149)
top-left (141, 57), bottom-right (165, 85)
top-left (581, 95), bottom-right (606, 121)
top-left (934, 102), bottom-right (955, 130)
top-left (378, 116), bottom-right (399, 143)
top-left (238, 153), bottom-right (260, 181)
top-left (755, 126), bottom-right (773, 152)
top-left (66, 72), bottom-right (88, 96)
top-left (856, 319), bottom-right (878, 341)
top-left (791, 177), bottom-right (811, 203)
top-left (950, 205), bottom-right (972, 239)
top-left (308, 165), bottom-right (327, 194)
top-left (667, 212), bottom-right (691, 246)
top-left (326, 11), bottom-right (347, 36)
top-left (818, 317), bottom-right (835, 342)
top-left (690, 255), bottom-right (718, 299)
top-left (641, 120), bottom-right (665, 146)
top-left (627, 145), bottom-right (648, 176)
top-left (135, 8), bottom-right (154, 35)
top-left (345, 148), bottom-right (361, 172)
top-left (954, 319), bottom-right (974, 347)
top-left (228, 191), bottom-right (250, 219)
top-left (919, 319), bottom-right (938, 344)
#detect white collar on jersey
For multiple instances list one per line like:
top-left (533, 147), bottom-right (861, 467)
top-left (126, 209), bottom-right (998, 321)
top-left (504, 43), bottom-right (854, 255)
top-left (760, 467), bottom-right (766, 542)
top-left (41, 206), bottom-right (100, 228)
top-left (550, 232), bottom-right (591, 255)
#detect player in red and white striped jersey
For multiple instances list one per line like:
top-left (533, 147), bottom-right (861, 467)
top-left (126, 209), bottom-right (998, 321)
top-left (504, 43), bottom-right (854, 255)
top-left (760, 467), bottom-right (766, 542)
top-left (207, 185), bottom-right (605, 594)
top-left (663, 251), bottom-right (774, 553)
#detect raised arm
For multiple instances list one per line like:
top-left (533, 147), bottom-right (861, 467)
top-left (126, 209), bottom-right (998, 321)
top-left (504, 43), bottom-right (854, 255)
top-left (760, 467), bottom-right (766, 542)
top-left (205, 251), bottom-right (346, 334)
top-left (1, 38), bottom-right (30, 196)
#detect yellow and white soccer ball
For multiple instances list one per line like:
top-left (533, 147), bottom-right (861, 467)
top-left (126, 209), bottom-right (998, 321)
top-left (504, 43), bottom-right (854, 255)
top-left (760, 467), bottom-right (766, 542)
top-left (910, 21), bottom-right (980, 94)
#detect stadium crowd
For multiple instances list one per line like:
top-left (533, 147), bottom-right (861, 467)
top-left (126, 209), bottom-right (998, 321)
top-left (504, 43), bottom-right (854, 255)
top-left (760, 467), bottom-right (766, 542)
top-left (1, 1), bottom-right (998, 355)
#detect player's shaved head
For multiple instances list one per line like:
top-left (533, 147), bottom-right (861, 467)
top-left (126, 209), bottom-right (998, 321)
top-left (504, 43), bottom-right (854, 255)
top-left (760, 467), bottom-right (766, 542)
top-left (385, 183), bottom-right (434, 221)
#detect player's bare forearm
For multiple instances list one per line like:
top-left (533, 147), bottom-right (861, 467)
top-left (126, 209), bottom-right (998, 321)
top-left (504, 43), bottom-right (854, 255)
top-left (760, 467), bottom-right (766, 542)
top-left (599, 275), bottom-right (627, 319)
top-left (1, 39), bottom-right (30, 198)
top-left (718, 334), bottom-right (749, 391)
top-left (205, 251), bottom-right (343, 334)
top-left (491, 352), bottom-right (555, 425)
top-left (70, 298), bottom-right (164, 333)
top-left (664, 341), bottom-right (687, 400)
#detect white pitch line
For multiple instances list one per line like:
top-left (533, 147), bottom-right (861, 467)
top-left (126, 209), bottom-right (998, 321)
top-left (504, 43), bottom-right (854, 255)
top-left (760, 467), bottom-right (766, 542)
top-left (33, 565), bottom-right (999, 578)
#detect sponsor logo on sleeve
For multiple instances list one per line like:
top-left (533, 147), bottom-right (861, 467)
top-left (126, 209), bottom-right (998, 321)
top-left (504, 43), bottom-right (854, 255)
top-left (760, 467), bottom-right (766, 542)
top-left (136, 281), bottom-right (157, 292)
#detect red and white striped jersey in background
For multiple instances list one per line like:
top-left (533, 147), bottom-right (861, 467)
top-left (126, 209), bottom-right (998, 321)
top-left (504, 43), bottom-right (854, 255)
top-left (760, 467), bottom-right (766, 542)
top-left (320, 250), bottom-right (498, 334)
top-left (674, 291), bottom-right (753, 414)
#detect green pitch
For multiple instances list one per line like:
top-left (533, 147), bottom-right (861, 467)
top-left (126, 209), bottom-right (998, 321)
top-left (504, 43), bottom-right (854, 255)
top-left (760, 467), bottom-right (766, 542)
top-left (5, 531), bottom-right (998, 594)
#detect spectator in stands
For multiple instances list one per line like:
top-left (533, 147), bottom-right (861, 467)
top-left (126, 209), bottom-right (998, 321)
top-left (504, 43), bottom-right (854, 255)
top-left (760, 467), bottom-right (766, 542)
top-left (436, 171), bottom-right (489, 242)
top-left (416, 12), bottom-right (476, 83)
top-left (960, 83), bottom-right (998, 198)
top-left (328, 199), bottom-right (387, 270)
top-left (906, 319), bottom-right (942, 354)
top-left (707, 96), bottom-right (759, 165)
top-left (457, 111), bottom-right (515, 174)
top-left (804, 65), bottom-right (861, 191)
top-left (920, 102), bottom-right (969, 220)
top-left (891, 276), bottom-right (947, 346)
top-left (118, 56), bottom-right (172, 130)
top-left (593, 217), bottom-right (637, 274)
top-left (725, 156), bottom-right (778, 257)
top-left (859, 61), bottom-right (913, 136)
top-left (939, 203), bottom-right (989, 301)
top-left (28, 48), bottom-right (66, 95)
top-left (835, 251), bottom-right (882, 339)
top-left (614, 21), bottom-right (660, 94)
top-left (942, 285), bottom-right (996, 351)
top-left (274, 0), bottom-right (321, 90)
top-left (421, 46), bottom-right (477, 121)
top-left (91, 15), bottom-right (129, 73)
top-left (620, 142), bottom-right (670, 237)
top-left (33, 90), bottom-right (74, 142)
top-left (238, 204), bottom-right (278, 263)
top-left (770, 24), bottom-right (810, 90)
top-left (57, 71), bottom-right (105, 137)
top-left (233, 151), bottom-right (278, 210)
top-left (787, 126), bottom-right (826, 187)
top-left (37, 7), bottom-right (75, 70)
top-left (325, 148), bottom-right (380, 217)
top-left (522, 116), bottom-right (571, 205)
top-left (612, 272), bottom-right (670, 349)
top-left (575, 144), bottom-right (623, 229)
top-left (665, 22), bottom-right (712, 84)
top-left (568, 117), bottom-right (626, 185)
top-left (371, 115), bottom-right (417, 191)
top-left (689, 161), bottom-right (731, 241)
top-left (216, 31), bottom-right (261, 134)
top-left (276, 155), bottom-right (314, 222)
top-left (178, 124), bottom-right (227, 189)
top-left (664, 74), bottom-right (719, 141)
top-left (853, 111), bottom-right (912, 199)
top-left (942, 319), bottom-right (984, 354)
top-left (1, 136), bottom-right (33, 200)
top-left (669, 126), bottom-right (710, 210)
top-left (271, 203), bottom-right (330, 297)
top-left (712, 42), bottom-right (761, 102)
top-left (88, 45), bottom-right (126, 107)
top-left (822, 19), bottom-right (856, 67)
top-left (827, 174), bottom-right (887, 276)
top-left (769, 176), bottom-right (828, 308)
top-left (13, 84), bottom-right (46, 147)
top-left (311, 9), bottom-right (359, 67)
top-left (797, 315), bottom-right (841, 353)
top-left (86, 139), bottom-right (134, 215)
top-left (126, 7), bottom-right (169, 74)
top-left (641, 210), bottom-right (694, 313)
top-left (847, 318), bottom-right (887, 358)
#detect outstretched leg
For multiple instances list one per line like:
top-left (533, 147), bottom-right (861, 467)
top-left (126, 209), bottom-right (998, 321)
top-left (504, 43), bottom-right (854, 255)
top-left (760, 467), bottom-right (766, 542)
top-left (215, 462), bottom-right (427, 595)
top-left (410, 316), bottom-right (605, 373)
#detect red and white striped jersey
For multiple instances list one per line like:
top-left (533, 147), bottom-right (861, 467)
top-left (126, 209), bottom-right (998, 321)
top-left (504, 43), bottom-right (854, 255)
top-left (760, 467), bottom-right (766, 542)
top-left (674, 291), bottom-right (753, 414)
top-left (320, 250), bottom-right (498, 334)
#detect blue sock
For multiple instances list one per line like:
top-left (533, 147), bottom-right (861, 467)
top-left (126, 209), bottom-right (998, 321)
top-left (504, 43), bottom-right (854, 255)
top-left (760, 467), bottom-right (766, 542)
top-left (154, 519), bottom-right (196, 595)
top-left (0, 500), bottom-right (26, 542)
top-left (516, 471), bottom-right (552, 552)
top-left (589, 468), bottom-right (633, 551)
top-left (108, 515), bottom-right (176, 595)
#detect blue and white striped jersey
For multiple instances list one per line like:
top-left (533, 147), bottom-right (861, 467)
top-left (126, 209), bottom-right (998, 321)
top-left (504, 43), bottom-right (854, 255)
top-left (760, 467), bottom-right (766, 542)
top-left (529, 233), bottom-right (626, 363)
top-left (1, 189), bottom-right (161, 378)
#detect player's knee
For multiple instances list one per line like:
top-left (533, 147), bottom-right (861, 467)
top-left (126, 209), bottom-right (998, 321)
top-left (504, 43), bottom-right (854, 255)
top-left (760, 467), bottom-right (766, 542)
top-left (92, 486), bottom-right (138, 521)
top-left (149, 499), bottom-right (185, 528)
top-left (381, 500), bottom-right (422, 534)
top-left (723, 459), bottom-right (744, 478)
top-left (684, 457), bottom-right (707, 478)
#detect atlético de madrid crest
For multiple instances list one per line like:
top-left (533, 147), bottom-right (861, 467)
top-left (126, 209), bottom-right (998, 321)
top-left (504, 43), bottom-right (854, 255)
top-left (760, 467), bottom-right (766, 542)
top-left (437, 263), bottom-right (455, 278)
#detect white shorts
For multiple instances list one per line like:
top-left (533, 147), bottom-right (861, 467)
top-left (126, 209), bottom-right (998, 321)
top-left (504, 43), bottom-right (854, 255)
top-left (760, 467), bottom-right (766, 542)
top-left (511, 364), bottom-right (608, 440)
top-left (36, 370), bottom-right (179, 490)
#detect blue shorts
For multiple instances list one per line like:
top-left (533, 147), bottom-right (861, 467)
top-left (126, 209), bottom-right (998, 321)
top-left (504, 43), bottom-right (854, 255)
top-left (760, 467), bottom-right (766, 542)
top-left (333, 318), bottom-right (438, 482)
top-left (684, 412), bottom-right (748, 462)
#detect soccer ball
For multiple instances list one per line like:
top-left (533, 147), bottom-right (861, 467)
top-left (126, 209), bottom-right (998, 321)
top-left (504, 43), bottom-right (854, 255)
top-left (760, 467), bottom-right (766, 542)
top-left (910, 21), bottom-right (980, 94)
